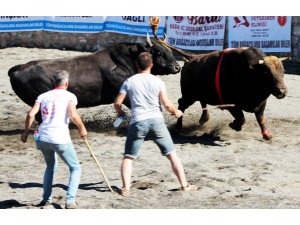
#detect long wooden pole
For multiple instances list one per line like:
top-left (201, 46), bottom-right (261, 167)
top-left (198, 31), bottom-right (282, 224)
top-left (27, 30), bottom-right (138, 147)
top-left (84, 138), bottom-right (115, 193)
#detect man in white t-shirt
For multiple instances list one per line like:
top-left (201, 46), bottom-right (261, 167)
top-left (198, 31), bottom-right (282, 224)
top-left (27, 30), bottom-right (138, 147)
top-left (21, 70), bottom-right (87, 209)
top-left (114, 52), bottom-right (197, 197)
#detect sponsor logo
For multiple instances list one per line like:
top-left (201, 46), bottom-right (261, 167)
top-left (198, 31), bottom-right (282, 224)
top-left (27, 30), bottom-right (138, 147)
top-left (233, 16), bottom-right (249, 28)
top-left (173, 16), bottom-right (184, 23)
top-left (277, 16), bottom-right (287, 26)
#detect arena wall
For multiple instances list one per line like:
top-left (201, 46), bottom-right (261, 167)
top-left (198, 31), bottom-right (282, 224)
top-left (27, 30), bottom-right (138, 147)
top-left (0, 17), bottom-right (300, 60)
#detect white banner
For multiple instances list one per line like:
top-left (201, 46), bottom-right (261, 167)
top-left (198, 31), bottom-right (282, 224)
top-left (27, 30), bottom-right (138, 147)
top-left (166, 16), bottom-right (226, 50)
top-left (228, 16), bottom-right (292, 52)
top-left (0, 16), bottom-right (44, 32)
top-left (44, 16), bottom-right (104, 33)
top-left (104, 16), bottom-right (166, 37)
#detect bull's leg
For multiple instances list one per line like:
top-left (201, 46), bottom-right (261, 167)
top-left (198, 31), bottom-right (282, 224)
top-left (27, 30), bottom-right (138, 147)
top-left (176, 97), bottom-right (195, 129)
top-left (199, 102), bottom-right (210, 126)
top-left (254, 101), bottom-right (272, 140)
top-left (228, 108), bottom-right (246, 131)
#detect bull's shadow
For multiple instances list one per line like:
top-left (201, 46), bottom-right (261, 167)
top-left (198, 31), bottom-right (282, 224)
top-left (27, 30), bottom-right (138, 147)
top-left (172, 132), bottom-right (225, 146)
top-left (79, 121), bottom-right (230, 146)
top-left (169, 125), bottom-right (230, 147)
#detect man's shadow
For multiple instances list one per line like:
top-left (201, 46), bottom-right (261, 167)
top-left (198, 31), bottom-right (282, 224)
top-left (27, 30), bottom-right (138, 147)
top-left (0, 181), bottom-right (115, 209)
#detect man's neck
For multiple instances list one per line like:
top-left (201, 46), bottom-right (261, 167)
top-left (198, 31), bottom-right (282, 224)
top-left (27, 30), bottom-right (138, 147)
top-left (139, 69), bottom-right (151, 74)
top-left (54, 85), bottom-right (67, 90)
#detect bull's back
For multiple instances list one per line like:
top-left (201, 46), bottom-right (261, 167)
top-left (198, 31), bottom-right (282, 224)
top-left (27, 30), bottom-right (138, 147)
top-left (8, 60), bottom-right (54, 107)
top-left (181, 52), bottom-right (221, 103)
top-left (8, 54), bottom-right (107, 108)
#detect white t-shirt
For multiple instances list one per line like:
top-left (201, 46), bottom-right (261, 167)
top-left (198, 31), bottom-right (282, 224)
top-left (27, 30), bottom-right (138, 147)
top-left (36, 88), bottom-right (78, 144)
top-left (120, 73), bottom-right (166, 124)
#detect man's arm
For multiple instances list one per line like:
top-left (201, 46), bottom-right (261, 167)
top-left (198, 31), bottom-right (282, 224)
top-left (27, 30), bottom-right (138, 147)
top-left (21, 102), bottom-right (40, 143)
top-left (159, 90), bottom-right (183, 118)
top-left (114, 93), bottom-right (127, 117)
top-left (68, 102), bottom-right (87, 139)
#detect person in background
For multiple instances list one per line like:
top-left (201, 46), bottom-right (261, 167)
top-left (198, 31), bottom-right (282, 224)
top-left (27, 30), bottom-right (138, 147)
top-left (21, 70), bottom-right (87, 209)
top-left (114, 52), bottom-right (197, 197)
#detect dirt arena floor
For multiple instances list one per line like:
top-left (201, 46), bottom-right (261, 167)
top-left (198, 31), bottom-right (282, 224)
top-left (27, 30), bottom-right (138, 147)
top-left (0, 47), bottom-right (300, 209)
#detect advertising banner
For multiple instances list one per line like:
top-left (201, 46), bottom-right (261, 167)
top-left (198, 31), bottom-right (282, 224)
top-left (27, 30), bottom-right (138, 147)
top-left (44, 16), bottom-right (104, 33)
top-left (228, 16), bottom-right (292, 52)
top-left (104, 16), bottom-right (166, 37)
top-left (166, 16), bottom-right (226, 50)
top-left (0, 16), bottom-right (44, 32)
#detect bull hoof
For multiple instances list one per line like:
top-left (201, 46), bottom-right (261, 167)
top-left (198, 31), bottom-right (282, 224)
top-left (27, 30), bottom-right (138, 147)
top-left (199, 115), bottom-right (209, 126)
top-left (176, 122), bottom-right (183, 130)
top-left (229, 122), bottom-right (242, 131)
top-left (262, 130), bottom-right (273, 140)
top-left (263, 134), bottom-right (273, 140)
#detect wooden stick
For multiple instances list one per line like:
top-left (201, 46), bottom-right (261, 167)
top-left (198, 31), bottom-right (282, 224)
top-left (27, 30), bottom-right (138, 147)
top-left (202, 104), bottom-right (235, 111)
top-left (84, 138), bottom-right (115, 193)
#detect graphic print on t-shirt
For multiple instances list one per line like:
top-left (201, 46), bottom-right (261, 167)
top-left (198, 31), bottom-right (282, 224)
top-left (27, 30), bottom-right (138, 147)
top-left (41, 101), bottom-right (56, 123)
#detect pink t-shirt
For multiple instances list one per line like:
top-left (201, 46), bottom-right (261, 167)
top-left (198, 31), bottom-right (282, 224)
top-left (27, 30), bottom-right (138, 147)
top-left (36, 88), bottom-right (77, 144)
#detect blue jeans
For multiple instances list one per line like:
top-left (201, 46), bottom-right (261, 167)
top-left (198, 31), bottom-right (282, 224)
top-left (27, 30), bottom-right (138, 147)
top-left (125, 117), bottom-right (174, 158)
top-left (36, 140), bottom-right (81, 203)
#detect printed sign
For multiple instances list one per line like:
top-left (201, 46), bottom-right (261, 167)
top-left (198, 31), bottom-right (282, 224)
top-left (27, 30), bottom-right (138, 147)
top-left (166, 16), bottom-right (226, 50)
top-left (0, 16), bottom-right (44, 32)
top-left (228, 16), bottom-right (292, 52)
top-left (44, 16), bottom-right (104, 33)
top-left (104, 16), bottom-right (166, 37)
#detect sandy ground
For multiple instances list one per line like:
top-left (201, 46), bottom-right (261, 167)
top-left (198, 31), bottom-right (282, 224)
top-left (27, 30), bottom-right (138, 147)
top-left (0, 47), bottom-right (300, 209)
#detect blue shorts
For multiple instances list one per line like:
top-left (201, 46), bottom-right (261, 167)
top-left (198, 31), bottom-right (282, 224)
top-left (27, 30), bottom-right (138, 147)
top-left (124, 117), bottom-right (175, 159)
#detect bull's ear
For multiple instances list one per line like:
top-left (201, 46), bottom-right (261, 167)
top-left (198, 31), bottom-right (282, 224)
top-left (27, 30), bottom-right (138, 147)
top-left (136, 44), bottom-right (148, 53)
top-left (248, 59), bottom-right (264, 66)
top-left (248, 59), bottom-right (264, 69)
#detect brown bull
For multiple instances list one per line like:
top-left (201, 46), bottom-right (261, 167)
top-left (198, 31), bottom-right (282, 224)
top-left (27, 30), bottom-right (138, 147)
top-left (176, 47), bottom-right (287, 140)
top-left (152, 17), bottom-right (287, 140)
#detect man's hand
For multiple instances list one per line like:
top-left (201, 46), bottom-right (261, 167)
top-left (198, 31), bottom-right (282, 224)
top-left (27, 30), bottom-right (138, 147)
top-left (173, 109), bottom-right (183, 118)
top-left (117, 109), bottom-right (126, 117)
top-left (79, 127), bottom-right (88, 139)
top-left (21, 130), bottom-right (30, 143)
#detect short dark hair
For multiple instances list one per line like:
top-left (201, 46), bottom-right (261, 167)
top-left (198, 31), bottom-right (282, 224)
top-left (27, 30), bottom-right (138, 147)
top-left (53, 70), bottom-right (69, 86)
top-left (137, 52), bottom-right (153, 70)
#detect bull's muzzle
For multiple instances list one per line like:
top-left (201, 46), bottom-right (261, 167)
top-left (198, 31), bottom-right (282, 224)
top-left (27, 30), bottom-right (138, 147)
top-left (173, 65), bottom-right (181, 73)
top-left (274, 87), bottom-right (287, 99)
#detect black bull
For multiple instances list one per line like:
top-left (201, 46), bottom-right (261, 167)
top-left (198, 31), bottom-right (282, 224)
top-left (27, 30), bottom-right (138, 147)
top-left (176, 47), bottom-right (287, 140)
top-left (8, 38), bottom-right (181, 123)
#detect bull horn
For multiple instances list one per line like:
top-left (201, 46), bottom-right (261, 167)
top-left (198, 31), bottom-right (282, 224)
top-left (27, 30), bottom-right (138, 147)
top-left (279, 57), bottom-right (290, 61)
top-left (163, 33), bottom-right (167, 43)
top-left (146, 33), bottom-right (153, 47)
top-left (149, 16), bottom-right (161, 41)
top-left (258, 59), bottom-right (264, 64)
